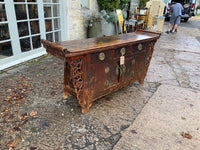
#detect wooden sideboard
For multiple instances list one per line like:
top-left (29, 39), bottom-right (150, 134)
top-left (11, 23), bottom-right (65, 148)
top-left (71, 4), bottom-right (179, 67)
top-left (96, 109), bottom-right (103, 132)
top-left (41, 30), bottom-right (160, 113)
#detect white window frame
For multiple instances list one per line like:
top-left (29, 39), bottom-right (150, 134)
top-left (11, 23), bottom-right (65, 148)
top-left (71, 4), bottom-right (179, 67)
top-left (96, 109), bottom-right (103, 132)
top-left (0, 0), bottom-right (67, 70)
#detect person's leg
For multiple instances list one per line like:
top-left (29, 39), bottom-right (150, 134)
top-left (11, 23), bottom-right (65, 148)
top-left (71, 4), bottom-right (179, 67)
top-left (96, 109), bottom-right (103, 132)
top-left (168, 23), bottom-right (172, 30)
top-left (166, 17), bottom-right (174, 33)
top-left (172, 24), bottom-right (178, 32)
top-left (172, 16), bottom-right (181, 33)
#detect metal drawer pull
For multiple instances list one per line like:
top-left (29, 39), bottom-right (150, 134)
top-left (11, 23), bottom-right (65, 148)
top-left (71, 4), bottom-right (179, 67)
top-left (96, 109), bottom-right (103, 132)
top-left (105, 66), bottom-right (110, 74)
top-left (132, 59), bottom-right (135, 65)
top-left (138, 44), bottom-right (142, 51)
top-left (120, 47), bottom-right (126, 55)
top-left (105, 80), bottom-right (109, 87)
top-left (98, 52), bottom-right (105, 61)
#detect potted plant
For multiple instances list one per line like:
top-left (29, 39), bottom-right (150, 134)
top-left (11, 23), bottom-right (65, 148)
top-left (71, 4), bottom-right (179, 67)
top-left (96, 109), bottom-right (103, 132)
top-left (88, 0), bottom-right (130, 37)
top-left (97, 0), bottom-right (130, 35)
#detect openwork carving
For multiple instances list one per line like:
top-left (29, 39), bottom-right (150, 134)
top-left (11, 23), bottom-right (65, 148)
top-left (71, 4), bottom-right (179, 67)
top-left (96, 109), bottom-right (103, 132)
top-left (70, 59), bottom-right (84, 97)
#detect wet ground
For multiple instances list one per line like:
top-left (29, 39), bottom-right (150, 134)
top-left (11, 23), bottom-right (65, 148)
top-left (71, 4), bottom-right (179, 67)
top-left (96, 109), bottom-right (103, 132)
top-left (0, 16), bottom-right (200, 150)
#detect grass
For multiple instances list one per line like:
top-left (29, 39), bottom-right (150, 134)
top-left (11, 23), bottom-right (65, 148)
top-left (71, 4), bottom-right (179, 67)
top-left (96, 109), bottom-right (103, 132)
top-left (195, 14), bottom-right (200, 16)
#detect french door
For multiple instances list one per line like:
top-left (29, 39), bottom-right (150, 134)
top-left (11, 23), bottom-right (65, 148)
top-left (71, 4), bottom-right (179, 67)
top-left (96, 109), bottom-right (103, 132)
top-left (0, 0), bottom-right (66, 70)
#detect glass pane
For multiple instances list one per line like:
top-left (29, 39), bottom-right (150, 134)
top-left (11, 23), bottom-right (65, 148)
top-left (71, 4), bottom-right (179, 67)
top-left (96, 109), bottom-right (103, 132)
top-left (28, 4), bottom-right (38, 19)
top-left (54, 19), bottom-right (60, 30)
top-left (53, 0), bottom-right (59, 3)
top-left (43, 0), bottom-right (51, 3)
top-left (53, 5), bottom-right (60, 17)
top-left (30, 20), bottom-right (40, 34)
top-left (15, 4), bottom-right (27, 20)
top-left (32, 35), bottom-right (41, 49)
top-left (44, 5), bottom-right (51, 18)
top-left (20, 38), bottom-right (31, 52)
top-left (55, 31), bottom-right (61, 42)
top-left (14, 0), bottom-right (25, 2)
top-left (0, 4), bottom-right (7, 21)
top-left (0, 24), bottom-right (10, 41)
top-left (18, 22), bottom-right (29, 37)
top-left (27, 0), bottom-right (37, 2)
top-left (0, 42), bottom-right (13, 59)
top-left (45, 20), bottom-right (52, 32)
top-left (46, 33), bottom-right (53, 42)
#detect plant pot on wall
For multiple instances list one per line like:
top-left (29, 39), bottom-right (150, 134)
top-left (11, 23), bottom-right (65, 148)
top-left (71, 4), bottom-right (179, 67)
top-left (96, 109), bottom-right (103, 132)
top-left (101, 18), bottom-right (116, 36)
top-left (87, 20), bottom-right (103, 38)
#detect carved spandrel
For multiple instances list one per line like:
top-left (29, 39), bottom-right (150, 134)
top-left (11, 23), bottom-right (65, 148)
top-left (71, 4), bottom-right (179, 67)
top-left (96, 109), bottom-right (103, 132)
top-left (70, 59), bottom-right (85, 106)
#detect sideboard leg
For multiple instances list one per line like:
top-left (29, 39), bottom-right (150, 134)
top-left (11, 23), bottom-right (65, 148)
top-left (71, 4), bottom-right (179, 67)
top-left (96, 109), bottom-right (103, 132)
top-left (63, 61), bottom-right (69, 99)
top-left (81, 102), bottom-right (93, 114)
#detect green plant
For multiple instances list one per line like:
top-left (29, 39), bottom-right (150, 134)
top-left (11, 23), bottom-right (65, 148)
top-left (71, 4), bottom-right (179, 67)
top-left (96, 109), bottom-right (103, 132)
top-left (196, 5), bottom-right (200, 10)
top-left (97, 0), bottom-right (130, 12)
top-left (139, 0), bottom-right (149, 8)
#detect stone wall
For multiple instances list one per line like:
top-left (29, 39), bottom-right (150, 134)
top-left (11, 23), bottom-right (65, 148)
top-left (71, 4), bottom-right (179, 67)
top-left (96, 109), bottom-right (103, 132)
top-left (66, 0), bottom-right (99, 40)
top-left (65, 0), bottom-right (139, 40)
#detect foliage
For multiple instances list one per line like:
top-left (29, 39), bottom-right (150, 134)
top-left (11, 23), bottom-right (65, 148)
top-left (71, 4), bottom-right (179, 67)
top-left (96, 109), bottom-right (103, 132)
top-left (196, 5), bottom-right (200, 10)
top-left (97, 0), bottom-right (130, 12)
top-left (139, 0), bottom-right (149, 8)
top-left (100, 10), bottom-right (127, 23)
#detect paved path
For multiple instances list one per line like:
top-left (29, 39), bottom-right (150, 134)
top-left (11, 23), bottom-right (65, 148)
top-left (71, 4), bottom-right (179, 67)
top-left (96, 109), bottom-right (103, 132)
top-left (113, 16), bottom-right (200, 150)
top-left (0, 17), bottom-right (200, 150)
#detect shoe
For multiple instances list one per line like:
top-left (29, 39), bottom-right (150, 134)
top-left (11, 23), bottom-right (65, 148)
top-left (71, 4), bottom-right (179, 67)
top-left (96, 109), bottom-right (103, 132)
top-left (165, 31), bottom-right (170, 34)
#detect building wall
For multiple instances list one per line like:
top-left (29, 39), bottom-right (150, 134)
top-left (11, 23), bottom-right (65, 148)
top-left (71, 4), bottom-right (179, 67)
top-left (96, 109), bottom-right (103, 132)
top-left (66, 0), bottom-right (99, 40)
top-left (65, 0), bottom-right (139, 41)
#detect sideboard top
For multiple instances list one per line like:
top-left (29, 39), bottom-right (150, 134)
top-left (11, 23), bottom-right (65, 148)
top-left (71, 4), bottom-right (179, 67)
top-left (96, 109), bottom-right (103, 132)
top-left (57, 31), bottom-right (159, 53)
top-left (41, 30), bottom-right (160, 59)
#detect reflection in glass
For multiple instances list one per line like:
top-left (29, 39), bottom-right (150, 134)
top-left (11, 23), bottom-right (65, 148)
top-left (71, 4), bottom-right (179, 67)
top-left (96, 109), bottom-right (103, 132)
top-left (45, 20), bottom-right (52, 32)
top-left (27, 0), bottom-right (37, 2)
top-left (53, 0), bottom-right (59, 3)
top-left (0, 42), bottom-right (13, 59)
top-left (28, 4), bottom-right (38, 19)
top-left (44, 5), bottom-right (51, 18)
top-left (14, 0), bottom-right (25, 2)
top-left (18, 22), bottom-right (29, 37)
top-left (0, 4), bottom-right (7, 21)
top-left (55, 31), bottom-right (61, 42)
top-left (43, 0), bottom-right (51, 3)
top-left (0, 24), bottom-right (10, 41)
top-left (32, 35), bottom-right (41, 49)
top-left (46, 33), bottom-right (53, 42)
top-left (20, 38), bottom-right (31, 52)
top-left (53, 5), bottom-right (60, 17)
top-left (15, 4), bottom-right (27, 20)
top-left (54, 19), bottom-right (60, 30)
top-left (30, 21), bottom-right (40, 34)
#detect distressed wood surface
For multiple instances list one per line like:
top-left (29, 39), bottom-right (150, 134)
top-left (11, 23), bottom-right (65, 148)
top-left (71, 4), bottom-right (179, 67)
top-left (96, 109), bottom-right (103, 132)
top-left (41, 30), bottom-right (160, 113)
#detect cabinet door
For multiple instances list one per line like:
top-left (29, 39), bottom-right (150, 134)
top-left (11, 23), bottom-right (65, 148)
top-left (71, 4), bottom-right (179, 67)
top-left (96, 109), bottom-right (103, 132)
top-left (88, 51), bottom-right (119, 99)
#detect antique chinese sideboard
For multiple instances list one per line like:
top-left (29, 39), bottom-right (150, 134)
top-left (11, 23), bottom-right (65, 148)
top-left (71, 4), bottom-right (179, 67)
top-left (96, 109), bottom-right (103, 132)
top-left (41, 30), bottom-right (160, 113)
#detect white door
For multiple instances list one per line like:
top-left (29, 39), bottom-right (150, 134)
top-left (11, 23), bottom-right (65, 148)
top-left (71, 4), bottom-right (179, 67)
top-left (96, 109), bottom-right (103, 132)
top-left (0, 0), bottom-right (66, 70)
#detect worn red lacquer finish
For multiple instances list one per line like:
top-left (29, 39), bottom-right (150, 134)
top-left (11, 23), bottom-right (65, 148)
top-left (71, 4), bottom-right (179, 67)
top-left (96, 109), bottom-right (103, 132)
top-left (41, 30), bottom-right (160, 113)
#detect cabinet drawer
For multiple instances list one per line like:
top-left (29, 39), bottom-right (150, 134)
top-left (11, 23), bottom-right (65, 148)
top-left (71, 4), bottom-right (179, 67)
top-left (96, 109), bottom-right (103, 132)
top-left (90, 50), bottom-right (112, 64)
top-left (114, 46), bottom-right (132, 58)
